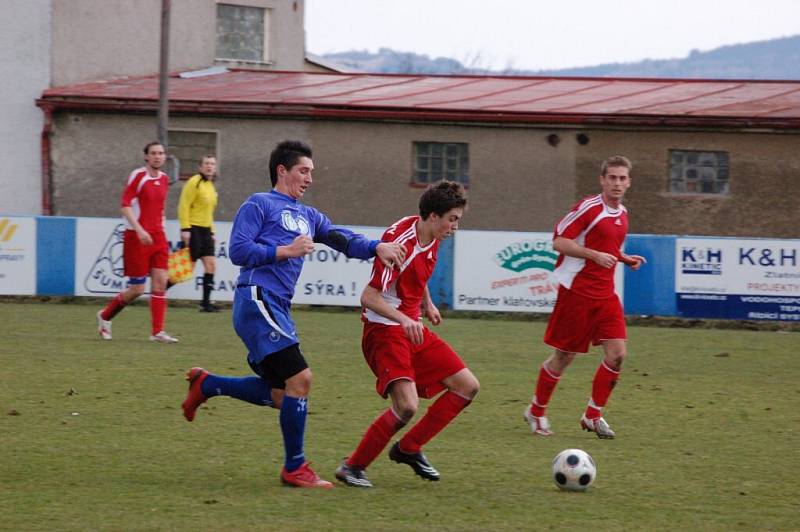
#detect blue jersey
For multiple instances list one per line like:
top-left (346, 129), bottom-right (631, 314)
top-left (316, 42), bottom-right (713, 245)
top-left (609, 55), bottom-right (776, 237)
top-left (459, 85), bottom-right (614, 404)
top-left (229, 190), bottom-right (379, 301)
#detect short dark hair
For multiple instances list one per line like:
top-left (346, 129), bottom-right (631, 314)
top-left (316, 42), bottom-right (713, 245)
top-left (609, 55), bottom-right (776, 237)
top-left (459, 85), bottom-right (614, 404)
top-left (600, 155), bottom-right (632, 176)
top-left (269, 140), bottom-right (313, 187)
top-left (143, 141), bottom-right (164, 155)
top-left (419, 181), bottom-right (467, 220)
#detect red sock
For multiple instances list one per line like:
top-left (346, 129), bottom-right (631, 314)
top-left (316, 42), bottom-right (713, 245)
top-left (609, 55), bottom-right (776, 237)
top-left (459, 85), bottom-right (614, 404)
top-left (399, 391), bottom-right (471, 454)
top-left (150, 290), bottom-right (166, 335)
top-left (529, 364), bottom-right (561, 417)
top-left (348, 409), bottom-right (404, 469)
top-left (101, 293), bottom-right (127, 321)
top-left (585, 361), bottom-right (620, 419)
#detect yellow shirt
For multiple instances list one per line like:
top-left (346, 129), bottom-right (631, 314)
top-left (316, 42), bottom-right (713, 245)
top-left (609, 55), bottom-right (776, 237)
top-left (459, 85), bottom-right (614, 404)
top-left (178, 174), bottom-right (218, 233)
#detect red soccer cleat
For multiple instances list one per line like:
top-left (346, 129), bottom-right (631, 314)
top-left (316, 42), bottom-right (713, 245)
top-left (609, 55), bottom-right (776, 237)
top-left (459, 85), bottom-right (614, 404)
top-left (280, 462), bottom-right (334, 489)
top-left (181, 367), bottom-right (209, 422)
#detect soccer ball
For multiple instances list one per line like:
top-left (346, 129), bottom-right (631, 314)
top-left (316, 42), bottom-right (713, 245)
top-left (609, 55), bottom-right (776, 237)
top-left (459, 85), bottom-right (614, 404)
top-left (552, 449), bottom-right (596, 491)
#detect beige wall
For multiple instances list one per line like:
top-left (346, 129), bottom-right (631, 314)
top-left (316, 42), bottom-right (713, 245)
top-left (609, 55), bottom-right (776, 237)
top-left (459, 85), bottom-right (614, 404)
top-left (49, 112), bottom-right (309, 221)
top-left (51, 0), bottom-right (306, 86)
top-left (575, 129), bottom-right (800, 238)
top-left (48, 110), bottom-right (800, 238)
top-left (308, 121), bottom-right (575, 231)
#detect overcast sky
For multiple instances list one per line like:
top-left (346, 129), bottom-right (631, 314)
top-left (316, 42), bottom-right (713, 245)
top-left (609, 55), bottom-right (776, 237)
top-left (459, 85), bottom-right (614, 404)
top-left (305, 0), bottom-right (800, 71)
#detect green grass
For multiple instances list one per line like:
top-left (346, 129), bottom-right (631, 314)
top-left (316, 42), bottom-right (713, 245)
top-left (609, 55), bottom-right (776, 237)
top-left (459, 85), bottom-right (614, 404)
top-left (1, 301), bottom-right (798, 531)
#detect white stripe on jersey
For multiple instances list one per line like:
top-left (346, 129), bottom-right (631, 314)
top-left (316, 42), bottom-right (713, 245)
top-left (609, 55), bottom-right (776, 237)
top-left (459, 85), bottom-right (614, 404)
top-left (553, 201), bottom-right (626, 289)
top-left (386, 216), bottom-right (416, 236)
top-left (556, 195), bottom-right (602, 235)
top-left (368, 218), bottom-right (435, 324)
top-left (123, 168), bottom-right (166, 230)
top-left (380, 224), bottom-right (418, 292)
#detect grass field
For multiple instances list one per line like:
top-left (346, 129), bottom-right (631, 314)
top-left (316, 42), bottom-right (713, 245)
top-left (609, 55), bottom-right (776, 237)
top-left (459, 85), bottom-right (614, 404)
top-left (1, 300), bottom-right (798, 531)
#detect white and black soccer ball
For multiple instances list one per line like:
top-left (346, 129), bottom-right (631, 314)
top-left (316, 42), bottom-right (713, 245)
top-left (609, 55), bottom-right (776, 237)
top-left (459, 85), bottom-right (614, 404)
top-left (552, 448), bottom-right (596, 491)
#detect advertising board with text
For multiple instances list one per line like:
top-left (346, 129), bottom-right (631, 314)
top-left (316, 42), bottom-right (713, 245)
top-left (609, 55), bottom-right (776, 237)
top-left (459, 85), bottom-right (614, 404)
top-left (453, 231), bottom-right (624, 313)
top-left (675, 237), bottom-right (800, 321)
top-left (0, 217), bottom-right (36, 295)
top-left (75, 217), bottom-right (381, 306)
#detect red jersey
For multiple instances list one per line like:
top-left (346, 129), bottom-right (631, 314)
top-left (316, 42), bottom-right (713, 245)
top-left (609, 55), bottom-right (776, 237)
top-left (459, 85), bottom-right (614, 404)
top-left (363, 215), bottom-right (439, 325)
top-left (552, 194), bottom-right (628, 299)
top-left (120, 167), bottom-right (170, 234)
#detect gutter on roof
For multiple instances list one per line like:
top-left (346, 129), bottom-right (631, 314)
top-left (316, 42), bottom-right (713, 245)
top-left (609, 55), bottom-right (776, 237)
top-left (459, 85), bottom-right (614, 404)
top-left (36, 97), bottom-right (800, 131)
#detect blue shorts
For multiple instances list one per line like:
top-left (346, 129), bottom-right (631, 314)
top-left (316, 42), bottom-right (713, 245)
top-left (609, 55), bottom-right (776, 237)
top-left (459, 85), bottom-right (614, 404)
top-left (233, 285), bottom-right (299, 367)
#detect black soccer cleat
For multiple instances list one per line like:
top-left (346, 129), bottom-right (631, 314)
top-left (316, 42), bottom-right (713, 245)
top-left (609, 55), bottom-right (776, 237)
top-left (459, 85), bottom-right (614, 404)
top-left (335, 460), bottom-right (373, 488)
top-left (388, 442), bottom-right (440, 481)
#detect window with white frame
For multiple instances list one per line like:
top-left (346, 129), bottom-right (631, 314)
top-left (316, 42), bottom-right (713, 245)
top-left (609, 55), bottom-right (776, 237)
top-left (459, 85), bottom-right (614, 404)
top-left (215, 4), bottom-right (271, 63)
top-left (669, 149), bottom-right (729, 194)
top-left (412, 142), bottom-right (469, 186)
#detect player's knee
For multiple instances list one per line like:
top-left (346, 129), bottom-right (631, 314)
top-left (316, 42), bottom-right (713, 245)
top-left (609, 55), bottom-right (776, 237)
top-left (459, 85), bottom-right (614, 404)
top-left (285, 369), bottom-right (312, 397)
top-left (452, 373), bottom-right (480, 399)
top-left (395, 404), bottom-right (417, 423)
top-left (605, 353), bottom-right (625, 371)
top-left (466, 377), bottom-right (480, 399)
top-left (393, 395), bottom-right (418, 421)
top-left (126, 284), bottom-right (145, 299)
top-left (548, 351), bottom-right (575, 373)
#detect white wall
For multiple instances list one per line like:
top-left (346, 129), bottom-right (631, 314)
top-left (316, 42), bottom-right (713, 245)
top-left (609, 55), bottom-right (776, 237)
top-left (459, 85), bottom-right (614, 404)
top-left (0, 0), bottom-right (51, 215)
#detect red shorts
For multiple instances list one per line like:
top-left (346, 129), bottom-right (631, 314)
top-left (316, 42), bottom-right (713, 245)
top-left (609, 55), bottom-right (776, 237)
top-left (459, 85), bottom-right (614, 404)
top-left (123, 229), bottom-right (168, 277)
top-left (544, 285), bottom-right (626, 354)
top-left (362, 322), bottom-right (466, 399)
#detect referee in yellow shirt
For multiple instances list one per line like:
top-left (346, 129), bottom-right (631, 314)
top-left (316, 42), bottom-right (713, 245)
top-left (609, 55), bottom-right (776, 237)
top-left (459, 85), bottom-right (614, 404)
top-left (178, 155), bottom-right (220, 312)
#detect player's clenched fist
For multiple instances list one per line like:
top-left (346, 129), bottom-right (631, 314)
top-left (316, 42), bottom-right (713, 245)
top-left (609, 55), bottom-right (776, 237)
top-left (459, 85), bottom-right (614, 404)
top-left (281, 235), bottom-right (315, 258)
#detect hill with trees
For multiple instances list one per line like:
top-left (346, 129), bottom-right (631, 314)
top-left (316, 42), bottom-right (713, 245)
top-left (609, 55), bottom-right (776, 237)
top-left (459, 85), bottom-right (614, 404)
top-left (322, 34), bottom-right (800, 79)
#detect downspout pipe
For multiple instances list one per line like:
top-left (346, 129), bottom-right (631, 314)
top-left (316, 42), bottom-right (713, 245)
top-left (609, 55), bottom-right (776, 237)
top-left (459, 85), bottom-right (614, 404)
top-left (39, 102), bottom-right (54, 215)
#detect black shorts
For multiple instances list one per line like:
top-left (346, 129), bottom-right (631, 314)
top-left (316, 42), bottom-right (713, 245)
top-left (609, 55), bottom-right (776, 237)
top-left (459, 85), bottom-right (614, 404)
top-left (249, 344), bottom-right (309, 390)
top-left (189, 225), bottom-right (215, 261)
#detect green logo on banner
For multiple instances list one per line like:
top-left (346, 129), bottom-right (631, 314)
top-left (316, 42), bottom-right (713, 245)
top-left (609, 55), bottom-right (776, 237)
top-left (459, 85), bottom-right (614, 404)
top-left (494, 240), bottom-right (558, 273)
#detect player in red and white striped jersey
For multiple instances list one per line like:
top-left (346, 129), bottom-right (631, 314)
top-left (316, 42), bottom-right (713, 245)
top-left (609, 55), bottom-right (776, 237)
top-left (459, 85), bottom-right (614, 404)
top-left (96, 141), bottom-right (179, 344)
top-left (336, 181), bottom-right (479, 488)
top-left (524, 155), bottom-right (646, 439)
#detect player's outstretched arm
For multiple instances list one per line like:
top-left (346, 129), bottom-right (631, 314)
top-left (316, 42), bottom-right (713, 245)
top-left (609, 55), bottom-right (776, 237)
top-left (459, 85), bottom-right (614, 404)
top-left (362, 285), bottom-right (424, 344)
top-left (323, 228), bottom-right (405, 268)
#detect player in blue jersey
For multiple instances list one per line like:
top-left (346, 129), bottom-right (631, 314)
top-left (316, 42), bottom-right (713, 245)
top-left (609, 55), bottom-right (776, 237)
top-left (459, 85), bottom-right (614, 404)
top-left (181, 140), bottom-right (406, 489)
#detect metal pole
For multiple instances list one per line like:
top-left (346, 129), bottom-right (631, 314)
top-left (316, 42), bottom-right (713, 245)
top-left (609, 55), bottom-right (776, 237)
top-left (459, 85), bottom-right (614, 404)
top-left (157, 0), bottom-right (170, 150)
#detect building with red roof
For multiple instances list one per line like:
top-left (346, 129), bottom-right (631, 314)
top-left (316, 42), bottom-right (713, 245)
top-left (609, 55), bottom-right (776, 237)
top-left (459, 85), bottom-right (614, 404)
top-left (38, 68), bottom-right (800, 236)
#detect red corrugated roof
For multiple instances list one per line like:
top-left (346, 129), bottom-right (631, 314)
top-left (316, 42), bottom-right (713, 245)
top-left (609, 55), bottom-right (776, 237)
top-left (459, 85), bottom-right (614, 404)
top-left (39, 69), bottom-right (800, 128)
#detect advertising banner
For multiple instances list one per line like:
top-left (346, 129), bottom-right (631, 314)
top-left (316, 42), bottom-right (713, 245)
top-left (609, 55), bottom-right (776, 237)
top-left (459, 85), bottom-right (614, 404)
top-left (675, 238), bottom-right (800, 321)
top-left (75, 218), bottom-right (380, 306)
top-left (453, 231), bottom-right (626, 313)
top-left (0, 217), bottom-right (36, 295)
top-left (453, 231), bottom-right (560, 312)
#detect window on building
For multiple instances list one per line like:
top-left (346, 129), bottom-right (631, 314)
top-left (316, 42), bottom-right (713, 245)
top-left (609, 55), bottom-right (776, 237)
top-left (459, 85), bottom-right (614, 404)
top-left (215, 4), bottom-right (271, 63)
top-left (412, 142), bottom-right (469, 186)
top-left (669, 150), bottom-right (729, 194)
top-left (168, 130), bottom-right (218, 180)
